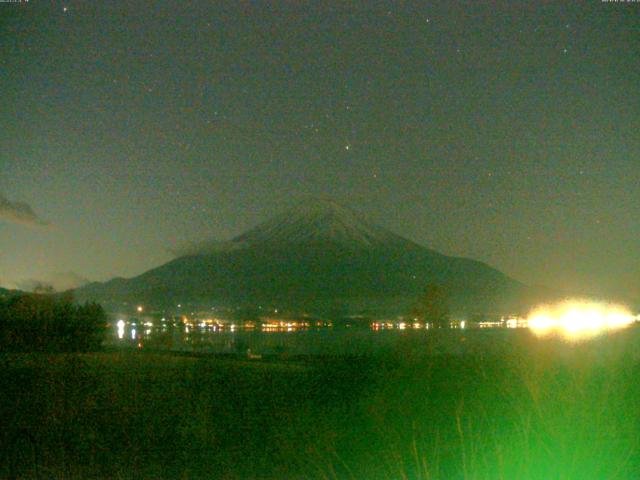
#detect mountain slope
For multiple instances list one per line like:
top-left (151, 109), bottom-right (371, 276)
top-left (236, 199), bottom-right (404, 248)
top-left (76, 200), bottom-right (528, 315)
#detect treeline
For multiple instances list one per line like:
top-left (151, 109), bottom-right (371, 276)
top-left (0, 293), bottom-right (107, 352)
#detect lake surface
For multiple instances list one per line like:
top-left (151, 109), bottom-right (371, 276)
top-left (109, 321), bottom-right (640, 358)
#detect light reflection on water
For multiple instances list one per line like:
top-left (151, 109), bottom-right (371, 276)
top-left (109, 318), bottom-right (640, 357)
top-left (117, 320), bottom-right (125, 339)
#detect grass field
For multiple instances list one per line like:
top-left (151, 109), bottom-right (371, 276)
top-left (2, 329), bottom-right (640, 479)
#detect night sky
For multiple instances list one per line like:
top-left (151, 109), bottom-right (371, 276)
top-left (1, 1), bottom-right (639, 302)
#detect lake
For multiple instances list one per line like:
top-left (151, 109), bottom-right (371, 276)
top-left (108, 320), bottom-right (640, 358)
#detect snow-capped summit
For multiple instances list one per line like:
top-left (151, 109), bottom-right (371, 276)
top-left (234, 199), bottom-right (402, 249)
top-left (75, 199), bottom-right (528, 315)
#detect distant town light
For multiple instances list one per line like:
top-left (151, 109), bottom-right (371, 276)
top-left (506, 319), bottom-right (518, 329)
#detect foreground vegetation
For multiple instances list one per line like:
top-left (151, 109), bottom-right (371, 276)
top-left (0, 294), bottom-right (106, 353)
top-left (2, 330), bottom-right (640, 479)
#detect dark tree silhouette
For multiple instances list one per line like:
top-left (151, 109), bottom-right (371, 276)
top-left (411, 284), bottom-right (450, 327)
top-left (0, 293), bottom-right (107, 352)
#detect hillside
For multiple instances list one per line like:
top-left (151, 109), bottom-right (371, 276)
top-left (76, 200), bottom-right (533, 316)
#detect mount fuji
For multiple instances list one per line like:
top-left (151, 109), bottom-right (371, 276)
top-left (75, 200), bottom-right (529, 315)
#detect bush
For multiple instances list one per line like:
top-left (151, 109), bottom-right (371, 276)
top-left (0, 293), bottom-right (107, 352)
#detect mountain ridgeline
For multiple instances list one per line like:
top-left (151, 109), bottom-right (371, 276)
top-left (76, 201), bottom-right (533, 316)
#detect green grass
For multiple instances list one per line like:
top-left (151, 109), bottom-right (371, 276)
top-left (2, 331), bottom-right (640, 479)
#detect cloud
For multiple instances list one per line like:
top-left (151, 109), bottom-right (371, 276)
top-left (0, 193), bottom-right (48, 226)
top-left (16, 272), bottom-right (90, 293)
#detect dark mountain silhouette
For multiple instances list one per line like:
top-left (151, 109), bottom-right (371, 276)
top-left (76, 200), bottom-right (536, 316)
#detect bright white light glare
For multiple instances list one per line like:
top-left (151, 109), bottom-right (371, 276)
top-left (117, 320), bottom-right (125, 339)
top-left (527, 299), bottom-right (635, 339)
